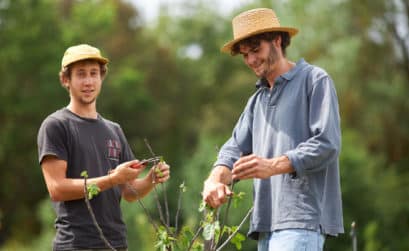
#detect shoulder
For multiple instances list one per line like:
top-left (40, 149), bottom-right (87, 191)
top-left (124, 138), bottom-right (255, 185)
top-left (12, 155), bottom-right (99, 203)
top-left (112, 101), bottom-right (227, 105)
top-left (99, 116), bottom-right (121, 129)
top-left (39, 109), bottom-right (69, 130)
top-left (301, 60), bottom-right (332, 83)
top-left (37, 109), bottom-right (71, 143)
top-left (99, 116), bottom-right (124, 136)
top-left (295, 61), bottom-right (334, 95)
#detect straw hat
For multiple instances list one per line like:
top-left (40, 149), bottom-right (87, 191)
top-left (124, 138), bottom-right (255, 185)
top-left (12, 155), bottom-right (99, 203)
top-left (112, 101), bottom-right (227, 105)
top-left (221, 8), bottom-right (298, 53)
top-left (61, 44), bottom-right (109, 69)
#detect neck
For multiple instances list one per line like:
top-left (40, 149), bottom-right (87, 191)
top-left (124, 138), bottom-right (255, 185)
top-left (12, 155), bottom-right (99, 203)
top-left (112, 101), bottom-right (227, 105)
top-left (67, 101), bottom-right (98, 119)
top-left (266, 58), bottom-right (295, 88)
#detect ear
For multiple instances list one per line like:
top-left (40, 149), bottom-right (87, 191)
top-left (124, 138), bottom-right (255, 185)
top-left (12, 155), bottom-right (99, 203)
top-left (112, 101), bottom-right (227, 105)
top-left (273, 35), bottom-right (282, 48)
top-left (60, 75), bottom-right (70, 90)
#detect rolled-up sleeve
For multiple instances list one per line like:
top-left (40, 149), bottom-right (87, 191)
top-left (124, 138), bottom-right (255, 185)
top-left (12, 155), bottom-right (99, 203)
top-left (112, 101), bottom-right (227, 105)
top-left (285, 76), bottom-right (341, 177)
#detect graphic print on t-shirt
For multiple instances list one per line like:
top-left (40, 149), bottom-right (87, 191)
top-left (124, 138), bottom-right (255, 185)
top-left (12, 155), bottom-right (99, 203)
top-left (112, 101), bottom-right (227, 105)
top-left (106, 139), bottom-right (121, 161)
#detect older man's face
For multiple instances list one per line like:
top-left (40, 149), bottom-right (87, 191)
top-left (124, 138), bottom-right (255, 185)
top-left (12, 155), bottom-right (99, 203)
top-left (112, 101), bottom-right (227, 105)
top-left (239, 39), bottom-right (280, 79)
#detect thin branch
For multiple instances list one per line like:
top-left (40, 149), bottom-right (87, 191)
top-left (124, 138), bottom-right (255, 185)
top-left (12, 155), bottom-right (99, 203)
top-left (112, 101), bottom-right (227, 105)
top-left (386, 2), bottom-right (409, 81)
top-left (214, 181), bottom-right (235, 249)
top-left (144, 138), bottom-right (156, 157)
top-left (144, 138), bottom-right (172, 232)
top-left (215, 206), bottom-right (254, 251)
top-left (187, 225), bottom-right (204, 251)
top-left (152, 183), bottom-right (168, 227)
top-left (83, 176), bottom-right (116, 251)
top-left (210, 207), bottom-right (222, 250)
top-left (163, 182), bottom-right (170, 227)
top-left (124, 182), bottom-right (159, 231)
top-left (137, 199), bottom-right (159, 232)
top-left (174, 181), bottom-right (184, 234)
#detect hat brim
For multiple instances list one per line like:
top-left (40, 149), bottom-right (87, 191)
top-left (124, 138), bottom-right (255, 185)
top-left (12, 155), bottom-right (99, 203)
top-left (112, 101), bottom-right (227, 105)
top-left (220, 27), bottom-right (298, 54)
top-left (62, 55), bottom-right (109, 68)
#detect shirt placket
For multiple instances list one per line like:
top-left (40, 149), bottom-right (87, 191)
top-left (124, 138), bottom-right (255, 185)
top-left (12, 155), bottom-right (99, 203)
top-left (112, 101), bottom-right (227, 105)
top-left (269, 78), bottom-right (285, 107)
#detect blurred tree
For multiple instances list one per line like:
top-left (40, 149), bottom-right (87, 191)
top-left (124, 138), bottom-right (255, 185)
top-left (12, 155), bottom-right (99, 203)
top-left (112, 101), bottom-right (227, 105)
top-left (0, 0), bottom-right (63, 244)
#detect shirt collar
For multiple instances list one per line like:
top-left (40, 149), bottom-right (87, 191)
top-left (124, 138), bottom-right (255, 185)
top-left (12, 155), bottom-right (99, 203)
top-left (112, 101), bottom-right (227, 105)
top-left (255, 58), bottom-right (307, 89)
top-left (281, 58), bottom-right (306, 81)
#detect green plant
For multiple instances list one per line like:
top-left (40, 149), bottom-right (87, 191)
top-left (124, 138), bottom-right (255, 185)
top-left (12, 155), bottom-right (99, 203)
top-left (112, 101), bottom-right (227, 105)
top-left (80, 141), bottom-right (253, 251)
top-left (81, 171), bottom-right (116, 251)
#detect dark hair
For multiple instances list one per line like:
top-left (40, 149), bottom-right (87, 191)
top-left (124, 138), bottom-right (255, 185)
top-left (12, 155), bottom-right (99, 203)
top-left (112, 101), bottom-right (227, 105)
top-left (59, 59), bottom-right (108, 89)
top-left (231, 31), bottom-right (291, 56)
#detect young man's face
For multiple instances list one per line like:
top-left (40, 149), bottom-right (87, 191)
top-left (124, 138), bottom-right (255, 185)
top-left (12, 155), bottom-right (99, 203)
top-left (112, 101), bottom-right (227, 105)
top-left (64, 61), bottom-right (103, 106)
top-left (238, 39), bottom-right (280, 78)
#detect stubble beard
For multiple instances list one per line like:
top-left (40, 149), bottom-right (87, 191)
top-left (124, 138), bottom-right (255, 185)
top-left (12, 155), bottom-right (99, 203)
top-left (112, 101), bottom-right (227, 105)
top-left (259, 44), bottom-right (279, 78)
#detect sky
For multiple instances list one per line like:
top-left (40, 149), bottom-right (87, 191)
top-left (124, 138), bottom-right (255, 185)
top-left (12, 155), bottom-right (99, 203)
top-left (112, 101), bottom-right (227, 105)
top-left (125, 0), bottom-right (252, 59)
top-left (127, 0), bottom-right (251, 22)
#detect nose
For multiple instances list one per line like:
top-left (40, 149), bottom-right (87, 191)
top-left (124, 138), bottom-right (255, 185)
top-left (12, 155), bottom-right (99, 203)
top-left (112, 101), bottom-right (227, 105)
top-left (84, 75), bottom-right (93, 85)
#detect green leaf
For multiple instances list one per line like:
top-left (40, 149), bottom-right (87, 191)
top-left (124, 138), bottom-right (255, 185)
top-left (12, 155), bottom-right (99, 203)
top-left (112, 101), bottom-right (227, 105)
top-left (155, 167), bottom-right (164, 178)
top-left (87, 184), bottom-right (100, 200)
top-left (80, 170), bottom-right (88, 178)
top-left (198, 201), bottom-right (206, 212)
top-left (202, 222), bottom-right (215, 241)
top-left (232, 192), bottom-right (246, 208)
top-left (179, 182), bottom-right (187, 192)
top-left (230, 232), bottom-right (245, 250)
top-left (202, 221), bottom-right (219, 241)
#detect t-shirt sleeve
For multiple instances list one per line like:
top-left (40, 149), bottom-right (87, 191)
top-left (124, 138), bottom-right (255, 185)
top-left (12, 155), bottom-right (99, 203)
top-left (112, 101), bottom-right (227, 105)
top-left (37, 117), bottom-right (68, 165)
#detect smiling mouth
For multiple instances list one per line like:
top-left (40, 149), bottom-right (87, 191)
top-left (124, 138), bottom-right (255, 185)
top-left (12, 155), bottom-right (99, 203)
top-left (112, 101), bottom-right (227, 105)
top-left (252, 64), bottom-right (263, 72)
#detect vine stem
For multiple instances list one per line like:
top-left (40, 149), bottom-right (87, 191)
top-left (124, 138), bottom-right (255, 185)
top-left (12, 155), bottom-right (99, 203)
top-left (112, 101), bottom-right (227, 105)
top-left (163, 182), bottom-right (170, 227)
top-left (136, 197), bottom-right (159, 232)
top-left (144, 138), bottom-right (172, 233)
top-left (124, 182), bottom-right (160, 232)
top-left (83, 176), bottom-right (116, 251)
top-left (174, 181), bottom-right (184, 234)
top-left (187, 225), bottom-right (204, 251)
top-left (213, 181), bottom-right (235, 249)
top-left (215, 206), bottom-right (254, 251)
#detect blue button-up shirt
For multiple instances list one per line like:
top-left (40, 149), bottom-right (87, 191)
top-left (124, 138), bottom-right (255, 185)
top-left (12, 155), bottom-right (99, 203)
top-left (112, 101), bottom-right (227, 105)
top-left (215, 59), bottom-right (344, 238)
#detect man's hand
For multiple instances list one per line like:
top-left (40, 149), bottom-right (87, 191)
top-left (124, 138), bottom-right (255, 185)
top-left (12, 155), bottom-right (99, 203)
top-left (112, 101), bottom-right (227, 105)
top-left (110, 160), bottom-right (147, 185)
top-left (202, 166), bottom-right (234, 208)
top-left (202, 179), bottom-right (233, 208)
top-left (150, 161), bottom-right (170, 184)
top-left (232, 154), bottom-right (293, 180)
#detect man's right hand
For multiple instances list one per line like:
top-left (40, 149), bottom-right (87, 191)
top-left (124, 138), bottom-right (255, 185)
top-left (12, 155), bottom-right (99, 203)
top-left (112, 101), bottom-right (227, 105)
top-left (111, 160), bottom-right (147, 185)
top-left (202, 166), bottom-right (234, 208)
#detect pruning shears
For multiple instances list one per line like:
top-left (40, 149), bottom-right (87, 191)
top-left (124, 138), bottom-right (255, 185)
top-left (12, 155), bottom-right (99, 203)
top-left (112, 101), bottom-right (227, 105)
top-left (131, 156), bottom-right (162, 169)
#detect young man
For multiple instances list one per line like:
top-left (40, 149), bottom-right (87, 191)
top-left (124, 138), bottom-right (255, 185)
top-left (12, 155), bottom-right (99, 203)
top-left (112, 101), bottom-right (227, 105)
top-left (37, 44), bottom-right (170, 251)
top-left (202, 8), bottom-right (343, 250)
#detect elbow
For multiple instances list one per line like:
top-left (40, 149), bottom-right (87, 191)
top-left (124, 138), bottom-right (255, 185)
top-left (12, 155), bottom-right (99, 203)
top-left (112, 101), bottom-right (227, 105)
top-left (48, 190), bottom-right (64, 202)
top-left (47, 184), bottom-right (67, 202)
top-left (122, 191), bottom-right (143, 202)
top-left (327, 141), bottom-right (341, 159)
top-left (122, 194), bottom-right (136, 202)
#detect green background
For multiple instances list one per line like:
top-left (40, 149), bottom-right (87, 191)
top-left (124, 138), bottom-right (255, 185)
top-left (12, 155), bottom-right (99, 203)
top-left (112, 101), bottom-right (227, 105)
top-left (0, 0), bottom-right (408, 250)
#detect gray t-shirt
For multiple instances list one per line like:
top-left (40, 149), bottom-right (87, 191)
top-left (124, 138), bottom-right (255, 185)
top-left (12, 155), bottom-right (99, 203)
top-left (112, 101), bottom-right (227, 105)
top-left (215, 59), bottom-right (344, 239)
top-left (37, 108), bottom-right (135, 250)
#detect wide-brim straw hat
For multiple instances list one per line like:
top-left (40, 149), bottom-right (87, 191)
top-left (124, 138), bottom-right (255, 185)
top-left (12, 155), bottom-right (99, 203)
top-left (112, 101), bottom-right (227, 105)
top-left (61, 44), bottom-right (109, 69)
top-left (221, 8), bottom-right (298, 53)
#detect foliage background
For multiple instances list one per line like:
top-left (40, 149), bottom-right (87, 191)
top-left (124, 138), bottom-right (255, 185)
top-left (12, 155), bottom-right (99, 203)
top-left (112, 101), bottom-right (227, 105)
top-left (0, 0), bottom-right (408, 250)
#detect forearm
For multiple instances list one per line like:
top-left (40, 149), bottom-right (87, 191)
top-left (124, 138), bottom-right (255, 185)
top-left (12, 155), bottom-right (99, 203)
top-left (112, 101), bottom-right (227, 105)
top-left (206, 165), bottom-right (233, 185)
top-left (48, 174), bottom-right (114, 202)
top-left (121, 177), bottom-right (155, 202)
top-left (270, 155), bottom-right (294, 175)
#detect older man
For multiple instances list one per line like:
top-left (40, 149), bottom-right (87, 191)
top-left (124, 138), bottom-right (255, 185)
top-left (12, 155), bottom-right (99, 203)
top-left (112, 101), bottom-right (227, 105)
top-left (202, 8), bottom-right (343, 251)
